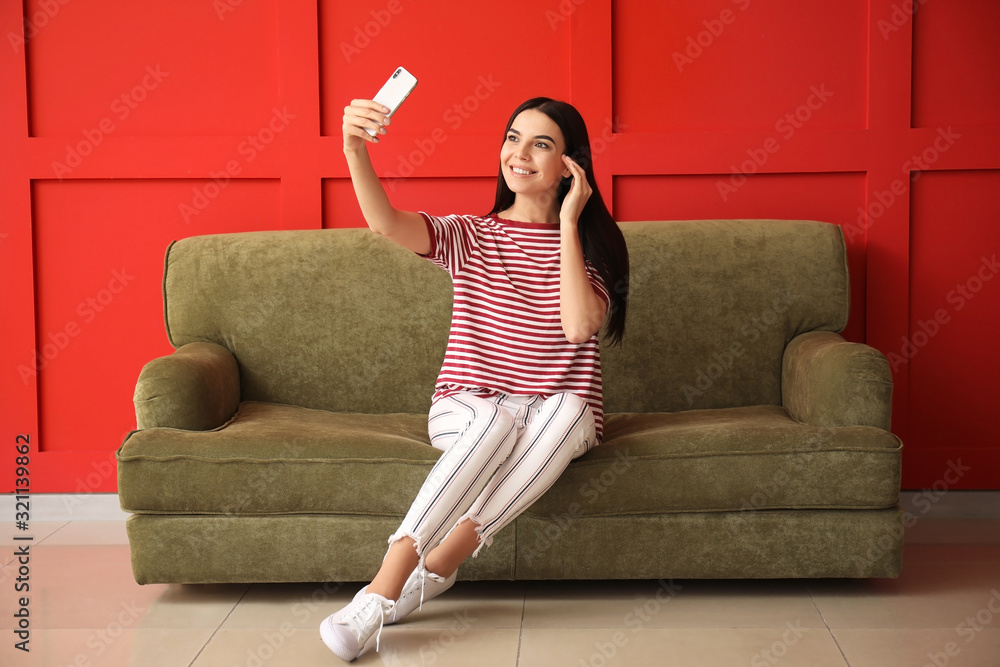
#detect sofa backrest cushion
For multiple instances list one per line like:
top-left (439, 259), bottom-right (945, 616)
top-left (600, 220), bottom-right (848, 413)
top-left (164, 229), bottom-right (452, 414)
top-left (163, 220), bottom-right (847, 415)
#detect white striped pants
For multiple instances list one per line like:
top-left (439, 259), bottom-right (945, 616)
top-left (388, 391), bottom-right (596, 561)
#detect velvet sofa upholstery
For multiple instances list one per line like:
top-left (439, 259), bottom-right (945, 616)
top-left (116, 219), bottom-right (903, 584)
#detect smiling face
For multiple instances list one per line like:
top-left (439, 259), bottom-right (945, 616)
top-left (499, 109), bottom-right (571, 204)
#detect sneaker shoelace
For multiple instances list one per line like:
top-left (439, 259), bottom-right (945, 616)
top-left (418, 566), bottom-right (448, 611)
top-left (343, 594), bottom-right (394, 652)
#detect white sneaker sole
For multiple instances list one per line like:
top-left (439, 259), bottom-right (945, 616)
top-left (320, 614), bottom-right (360, 662)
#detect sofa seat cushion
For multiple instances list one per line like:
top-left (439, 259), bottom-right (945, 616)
top-left (118, 401), bottom-right (902, 519)
top-left (117, 401), bottom-right (439, 515)
top-left (527, 404), bottom-right (903, 519)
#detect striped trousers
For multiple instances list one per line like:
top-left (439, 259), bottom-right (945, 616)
top-left (388, 391), bottom-right (596, 561)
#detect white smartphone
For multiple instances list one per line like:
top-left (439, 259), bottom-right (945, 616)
top-left (366, 66), bottom-right (418, 136)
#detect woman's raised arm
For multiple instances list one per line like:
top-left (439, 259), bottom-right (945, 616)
top-left (342, 99), bottom-right (430, 255)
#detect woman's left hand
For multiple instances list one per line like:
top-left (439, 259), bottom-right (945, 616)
top-left (559, 155), bottom-right (592, 226)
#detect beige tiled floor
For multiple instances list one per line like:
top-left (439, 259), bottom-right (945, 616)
top-left (2, 519), bottom-right (999, 666)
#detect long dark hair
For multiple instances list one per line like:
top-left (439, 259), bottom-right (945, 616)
top-left (488, 97), bottom-right (629, 346)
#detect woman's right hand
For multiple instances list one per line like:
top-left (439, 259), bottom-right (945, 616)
top-left (343, 99), bottom-right (391, 153)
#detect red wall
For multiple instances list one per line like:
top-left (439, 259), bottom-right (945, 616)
top-left (2, 0), bottom-right (998, 493)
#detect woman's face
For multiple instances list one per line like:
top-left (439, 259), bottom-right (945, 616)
top-left (500, 108), bottom-right (571, 201)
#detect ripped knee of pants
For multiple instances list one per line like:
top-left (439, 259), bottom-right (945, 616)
top-left (443, 513), bottom-right (493, 559)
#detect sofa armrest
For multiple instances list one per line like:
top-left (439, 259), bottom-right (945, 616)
top-left (133, 341), bottom-right (240, 430)
top-left (782, 331), bottom-right (893, 430)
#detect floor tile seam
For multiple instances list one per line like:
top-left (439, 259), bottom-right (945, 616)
top-left (46, 521), bottom-right (73, 537)
top-left (515, 589), bottom-right (526, 666)
top-left (808, 588), bottom-right (852, 667)
top-left (186, 584), bottom-right (253, 666)
top-left (3, 521), bottom-right (71, 557)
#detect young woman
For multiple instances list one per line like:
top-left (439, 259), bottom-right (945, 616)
top-left (321, 95), bottom-right (629, 662)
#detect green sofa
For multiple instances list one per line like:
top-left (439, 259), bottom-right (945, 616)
top-left (116, 219), bottom-right (903, 584)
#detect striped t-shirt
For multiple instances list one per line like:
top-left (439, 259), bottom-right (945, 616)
top-left (417, 212), bottom-right (611, 442)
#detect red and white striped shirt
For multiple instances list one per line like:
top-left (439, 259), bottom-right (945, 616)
top-left (417, 212), bottom-right (611, 442)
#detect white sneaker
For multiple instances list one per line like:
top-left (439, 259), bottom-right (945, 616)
top-left (327, 586), bottom-right (370, 625)
top-left (386, 566), bottom-right (458, 625)
top-left (320, 591), bottom-right (395, 662)
top-left (327, 566), bottom-right (457, 630)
